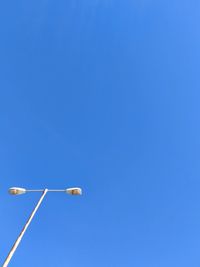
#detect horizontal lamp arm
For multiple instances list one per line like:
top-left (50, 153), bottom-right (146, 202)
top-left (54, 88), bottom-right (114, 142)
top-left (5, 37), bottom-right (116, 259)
top-left (9, 187), bottom-right (82, 195)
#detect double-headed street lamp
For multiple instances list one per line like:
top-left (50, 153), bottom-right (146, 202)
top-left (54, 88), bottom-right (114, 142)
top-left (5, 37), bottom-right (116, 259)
top-left (3, 187), bottom-right (82, 267)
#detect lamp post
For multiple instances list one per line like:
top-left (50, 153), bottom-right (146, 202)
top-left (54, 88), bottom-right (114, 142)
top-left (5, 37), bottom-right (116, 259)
top-left (3, 187), bottom-right (82, 267)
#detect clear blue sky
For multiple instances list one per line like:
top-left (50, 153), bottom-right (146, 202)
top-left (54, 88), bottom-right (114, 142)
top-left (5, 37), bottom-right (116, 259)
top-left (0, 0), bottom-right (200, 266)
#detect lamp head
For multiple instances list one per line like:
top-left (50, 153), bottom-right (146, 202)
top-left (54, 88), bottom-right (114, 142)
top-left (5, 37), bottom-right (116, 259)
top-left (9, 187), bottom-right (26, 195)
top-left (66, 187), bottom-right (82, 195)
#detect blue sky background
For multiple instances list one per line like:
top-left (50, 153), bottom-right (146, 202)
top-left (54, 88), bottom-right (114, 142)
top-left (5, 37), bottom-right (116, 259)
top-left (0, 0), bottom-right (200, 266)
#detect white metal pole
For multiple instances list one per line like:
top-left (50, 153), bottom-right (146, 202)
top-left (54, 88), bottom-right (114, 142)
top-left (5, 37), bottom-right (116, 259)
top-left (3, 189), bottom-right (48, 267)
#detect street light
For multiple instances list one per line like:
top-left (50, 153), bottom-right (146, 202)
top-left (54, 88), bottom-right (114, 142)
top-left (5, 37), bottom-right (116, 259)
top-left (3, 186), bottom-right (82, 267)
